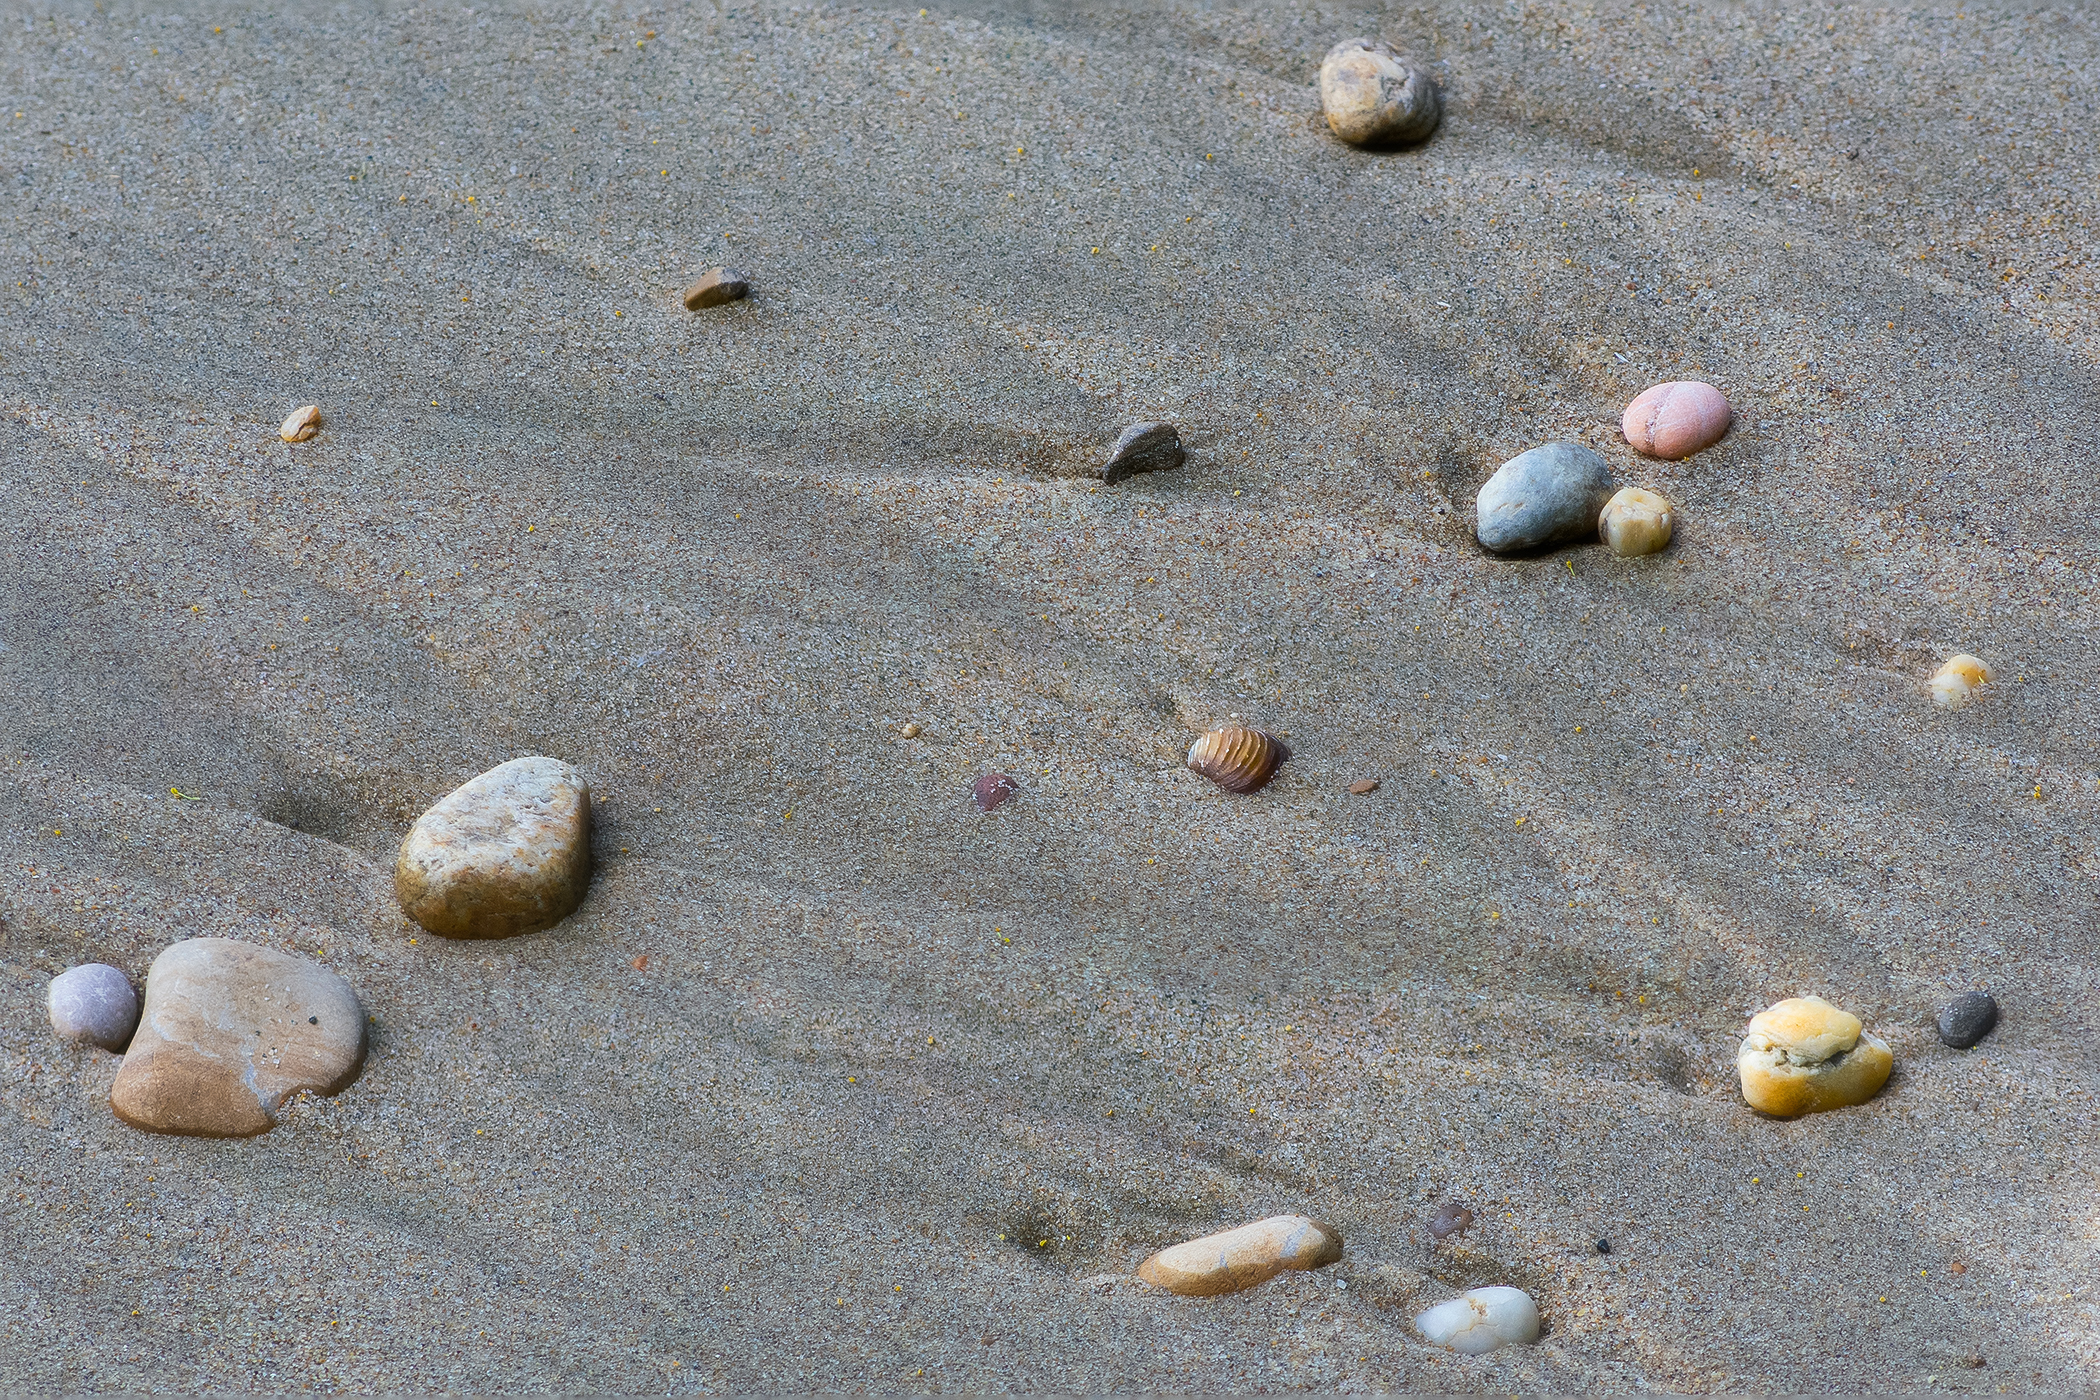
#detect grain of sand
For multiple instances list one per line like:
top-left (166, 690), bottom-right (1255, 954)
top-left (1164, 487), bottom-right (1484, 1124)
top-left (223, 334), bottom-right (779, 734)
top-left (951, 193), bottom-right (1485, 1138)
top-left (3, 0), bottom-right (2098, 1391)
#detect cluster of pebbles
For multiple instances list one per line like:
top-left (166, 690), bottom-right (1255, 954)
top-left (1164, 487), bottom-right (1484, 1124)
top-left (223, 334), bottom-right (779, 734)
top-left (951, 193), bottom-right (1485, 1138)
top-left (39, 30), bottom-right (2015, 1370)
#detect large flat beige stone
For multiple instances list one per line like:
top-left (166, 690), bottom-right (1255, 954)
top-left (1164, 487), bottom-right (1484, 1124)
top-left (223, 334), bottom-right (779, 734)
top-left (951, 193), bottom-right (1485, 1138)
top-left (110, 938), bottom-right (367, 1138)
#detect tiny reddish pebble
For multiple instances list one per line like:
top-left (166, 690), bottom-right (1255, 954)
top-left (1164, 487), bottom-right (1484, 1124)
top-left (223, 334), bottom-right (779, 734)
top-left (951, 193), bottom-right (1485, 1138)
top-left (972, 773), bottom-right (1018, 812)
top-left (1621, 381), bottom-right (1732, 459)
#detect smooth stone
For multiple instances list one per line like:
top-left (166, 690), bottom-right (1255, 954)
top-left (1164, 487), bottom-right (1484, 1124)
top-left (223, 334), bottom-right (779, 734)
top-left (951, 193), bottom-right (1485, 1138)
top-left (1621, 381), bottom-right (1732, 459)
top-left (279, 404), bottom-right (321, 442)
top-left (973, 773), bottom-right (1018, 811)
top-left (48, 963), bottom-right (139, 1052)
top-left (1137, 1214), bottom-right (1343, 1296)
top-left (1930, 654), bottom-right (1989, 710)
top-left (1417, 1286), bottom-right (1540, 1353)
top-left (1736, 995), bottom-right (1893, 1118)
top-left (1101, 422), bottom-right (1185, 484)
top-left (682, 267), bottom-right (749, 310)
top-left (396, 757), bottom-right (593, 939)
top-left (1938, 991), bottom-right (1999, 1049)
top-left (1427, 1201), bottom-right (1473, 1240)
top-left (1318, 39), bottom-right (1441, 147)
top-left (109, 938), bottom-right (366, 1137)
top-left (1474, 441), bottom-right (1614, 553)
top-left (1599, 486), bottom-right (1675, 557)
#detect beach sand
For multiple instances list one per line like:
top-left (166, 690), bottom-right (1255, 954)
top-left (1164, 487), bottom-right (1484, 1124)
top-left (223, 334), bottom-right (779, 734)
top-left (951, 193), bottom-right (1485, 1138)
top-left (3, 0), bottom-right (2098, 1389)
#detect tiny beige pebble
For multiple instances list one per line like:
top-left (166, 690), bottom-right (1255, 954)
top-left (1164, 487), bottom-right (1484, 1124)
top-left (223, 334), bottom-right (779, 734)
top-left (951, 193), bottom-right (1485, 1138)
top-left (1599, 487), bottom-right (1675, 557)
top-left (1930, 654), bottom-right (1989, 710)
top-left (1347, 778), bottom-right (1378, 795)
top-left (683, 267), bottom-right (750, 310)
top-left (899, 722), bottom-right (922, 738)
top-left (280, 405), bottom-right (321, 442)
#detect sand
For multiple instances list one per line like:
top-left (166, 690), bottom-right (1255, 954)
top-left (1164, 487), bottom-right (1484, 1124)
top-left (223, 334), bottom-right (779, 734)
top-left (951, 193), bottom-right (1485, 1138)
top-left (3, 0), bottom-right (2098, 1390)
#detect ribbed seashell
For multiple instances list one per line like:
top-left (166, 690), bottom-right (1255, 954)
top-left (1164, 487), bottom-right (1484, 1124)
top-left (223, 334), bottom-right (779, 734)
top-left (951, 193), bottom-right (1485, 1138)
top-left (1186, 726), bottom-right (1286, 794)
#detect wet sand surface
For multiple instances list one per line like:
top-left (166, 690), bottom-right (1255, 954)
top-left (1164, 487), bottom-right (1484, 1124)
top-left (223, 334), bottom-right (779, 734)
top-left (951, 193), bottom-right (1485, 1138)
top-left (3, 0), bottom-right (2099, 1390)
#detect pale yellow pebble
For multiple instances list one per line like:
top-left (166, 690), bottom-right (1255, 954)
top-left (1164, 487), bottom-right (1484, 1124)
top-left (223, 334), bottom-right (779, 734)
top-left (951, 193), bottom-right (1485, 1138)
top-left (1598, 487), bottom-right (1674, 557)
top-left (1930, 654), bottom-right (1989, 710)
top-left (1736, 995), bottom-right (1892, 1118)
top-left (279, 404), bottom-right (321, 442)
top-left (1136, 1214), bottom-right (1342, 1297)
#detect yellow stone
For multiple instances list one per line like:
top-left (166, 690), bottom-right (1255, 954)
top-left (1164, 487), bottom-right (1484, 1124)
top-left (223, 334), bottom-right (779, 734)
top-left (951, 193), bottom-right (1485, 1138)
top-left (1736, 996), bottom-right (1892, 1118)
top-left (1599, 487), bottom-right (1674, 557)
top-left (1136, 1215), bottom-right (1342, 1296)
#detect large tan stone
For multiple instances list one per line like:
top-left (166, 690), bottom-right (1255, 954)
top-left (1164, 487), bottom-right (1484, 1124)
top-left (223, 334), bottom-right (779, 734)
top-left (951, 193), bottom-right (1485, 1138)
top-left (1136, 1215), bottom-right (1343, 1296)
top-left (395, 756), bottom-right (593, 939)
top-left (1736, 995), bottom-right (1893, 1117)
top-left (110, 939), bottom-right (367, 1137)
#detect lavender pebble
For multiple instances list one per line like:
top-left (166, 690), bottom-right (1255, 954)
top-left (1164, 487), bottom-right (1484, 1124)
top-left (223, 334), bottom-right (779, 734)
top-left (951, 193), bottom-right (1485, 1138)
top-left (49, 963), bottom-right (139, 1052)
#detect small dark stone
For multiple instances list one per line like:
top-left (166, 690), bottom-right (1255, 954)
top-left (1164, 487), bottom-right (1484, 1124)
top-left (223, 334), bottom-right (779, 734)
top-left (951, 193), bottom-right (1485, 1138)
top-left (1937, 991), bottom-right (1998, 1049)
top-left (1427, 1202), bottom-right (1473, 1240)
top-left (1100, 422), bottom-right (1184, 485)
top-left (682, 267), bottom-right (749, 311)
top-left (308, 1016), bottom-right (319, 1025)
top-left (972, 773), bottom-right (1018, 812)
top-left (1595, 1238), bottom-right (1612, 1255)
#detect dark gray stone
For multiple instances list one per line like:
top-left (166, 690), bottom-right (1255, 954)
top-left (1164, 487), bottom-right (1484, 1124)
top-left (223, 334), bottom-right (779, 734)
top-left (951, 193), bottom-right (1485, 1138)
top-left (1101, 422), bottom-right (1184, 484)
top-left (1937, 991), bottom-right (1998, 1049)
top-left (1474, 441), bottom-right (1614, 553)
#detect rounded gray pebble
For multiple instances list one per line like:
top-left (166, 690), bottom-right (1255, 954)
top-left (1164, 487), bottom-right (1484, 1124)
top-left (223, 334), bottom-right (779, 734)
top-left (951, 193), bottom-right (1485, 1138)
top-left (1937, 990), bottom-right (1998, 1049)
top-left (1474, 441), bottom-right (1615, 554)
top-left (48, 963), bottom-right (140, 1052)
top-left (1101, 422), bottom-right (1184, 484)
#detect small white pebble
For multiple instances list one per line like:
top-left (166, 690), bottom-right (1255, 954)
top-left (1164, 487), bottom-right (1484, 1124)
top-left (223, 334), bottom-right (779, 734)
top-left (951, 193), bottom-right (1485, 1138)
top-left (1415, 1285), bottom-right (1539, 1353)
top-left (1930, 654), bottom-right (1989, 710)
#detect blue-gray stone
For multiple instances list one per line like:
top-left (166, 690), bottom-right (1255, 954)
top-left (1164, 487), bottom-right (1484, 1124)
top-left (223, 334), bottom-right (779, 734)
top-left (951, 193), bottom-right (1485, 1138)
top-left (1937, 991), bottom-right (1998, 1049)
top-left (1473, 442), bottom-right (1614, 553)
top-left (1101, 422), bottom-right (1184, 484)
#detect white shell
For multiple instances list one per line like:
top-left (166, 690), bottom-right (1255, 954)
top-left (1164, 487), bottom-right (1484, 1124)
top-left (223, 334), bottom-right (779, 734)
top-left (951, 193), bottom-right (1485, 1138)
top-left (1415, 1285), bottom-right (1540, 1353)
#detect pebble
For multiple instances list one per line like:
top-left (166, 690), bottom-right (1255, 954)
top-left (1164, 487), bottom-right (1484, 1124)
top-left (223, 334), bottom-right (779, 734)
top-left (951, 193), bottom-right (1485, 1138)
top-left (682, 267), bottom-right (749, 310)
top-left (1136, 1215), bottom-right (1343, 1297)
top-left (1937, 991), bottom-right (1999, 1049)
top-left (1347, 778), bottom-right (1379, 795)
top-left (1474, 442), bottom-right (1613, 554)
top-left (973, 773), bottom-right (1018, 811)
top-left (279, 404), bottom-right (321, 442)
top-left (395, 756), bottom-right (594, 939)
top-left (1416, 1286), bottom-right (1540, 1353)
top-left (1101, 422), bottom-right (1185, 484)
top-left (899, 721), bottom-right (923, 738)
top-left (1318, 39), bottom-right (1441, 147)
top-left (109, 938), bottom-right (366, 1137)
top-left (1621, 381), bottom-right (1732, 459)
top-left (1736, 995), bottom-right (1893, 1118)
top-left (1595, 1238), bottom-right (1612, 1255)
top-left (1186, 725), bottom-right (1287, 794)
top-left (47, 963), bottom-right (139, 1052)
top-left (1599, 486), bottom-right (1675, 557)
top-left (1930, 654), bottom-right (1990, 710)
top-left (1427, 1201), bottom-right (1473, 1240)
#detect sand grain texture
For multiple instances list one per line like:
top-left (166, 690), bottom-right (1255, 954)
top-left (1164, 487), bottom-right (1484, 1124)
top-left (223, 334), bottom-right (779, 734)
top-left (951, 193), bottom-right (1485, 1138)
top-left (3, 0), bottom-right (2099, 1391)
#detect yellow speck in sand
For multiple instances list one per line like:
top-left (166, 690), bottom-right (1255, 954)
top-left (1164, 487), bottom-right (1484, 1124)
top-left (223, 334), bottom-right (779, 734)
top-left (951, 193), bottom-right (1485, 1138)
top-left (1752, 1177), bottom-right (1760, 1184)
top-left (1489, 911), bottom-right (1501, 920)
top-left (926, 1035), bottom-right (934, 1044)
top-left (1091, 247), bottom-right (1100, 255)
top-left (1514, 816), bottom-right (1526, 827)
top-left (894, 1285), bottom-right (902, 1292)
top-left (847, 1076), bottom-right (855, 1083)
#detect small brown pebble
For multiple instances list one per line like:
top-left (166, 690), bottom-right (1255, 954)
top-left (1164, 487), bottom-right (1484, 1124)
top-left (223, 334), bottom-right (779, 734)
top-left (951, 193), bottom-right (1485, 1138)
top-left (1428, 1202), bottom-right (1473, 1240)
top-left (631, 955), bottom-right (648, 971)
top-left (280, 405), bottom-right (321, 442)
top-left (1347, 778), bottom-right (1378, 795)
top-left (1958, 1354), bottom-right (1986, 1369)
top-left (972, 773), bottom-right (1018, 811)
top-left (1949, 1260), bottom-right (1968, 1274)
top-left (682, 267), bottom-right (749, 311)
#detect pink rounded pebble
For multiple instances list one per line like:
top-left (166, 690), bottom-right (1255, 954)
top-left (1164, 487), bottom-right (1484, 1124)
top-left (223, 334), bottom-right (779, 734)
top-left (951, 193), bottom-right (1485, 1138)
top-left (1621, 381), bottom-right (1733, 460)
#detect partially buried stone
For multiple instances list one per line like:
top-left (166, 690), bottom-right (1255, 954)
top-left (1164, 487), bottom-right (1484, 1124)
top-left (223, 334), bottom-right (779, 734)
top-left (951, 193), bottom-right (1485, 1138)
top-left (1736, 995), bottom-right (1892, 1117)
top-left (48, 963), bottom-right (139, 1052)
top-left (1427, 1201), bottom-right (1473, 1240)
top-left (1101, 422), bottom-right (1184, 485)
top-left (109, 938), bottom-right (366, 1137)
top-left (973, 773), bottom-right (1018, 811)
top-left (1474, 442), bottom-right (1614, 554)
top-left (682, 267), bottom-right (749, 310)
top-left (1137, 1215), bottom-right (1343, 1296)
top-left (1937, 991), bottom-right (1999, 1050)
top-left (395, 756), bottom-right (593, 939)
top-left (279, 404), bottom-right (321, 443)
top-left (1416, 1286), bottom-right (1540, 1353)
top-left (1347, 778), bottom-right (1379, 795)
top-left (1318, 39), bottom-right (1441, 148)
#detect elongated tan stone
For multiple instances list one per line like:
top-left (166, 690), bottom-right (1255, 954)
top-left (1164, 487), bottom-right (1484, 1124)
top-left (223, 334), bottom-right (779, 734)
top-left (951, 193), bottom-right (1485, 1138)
top-left (1136, 1214), bottom-right (1343, 1296)
top-left (110, 938), bottom-right (366, 1137)
top-left (396, 757), bottom-right (593, 939)
top-left (280, 404), bottom-right (321, 442)
top-left (1736, 995), bottom-right (1892, 1118)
